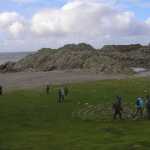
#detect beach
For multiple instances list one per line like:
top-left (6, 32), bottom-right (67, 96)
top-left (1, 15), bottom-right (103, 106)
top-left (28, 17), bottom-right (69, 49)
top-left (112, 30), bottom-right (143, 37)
top-left (0, 70), bottom-right (148, 90)
top-left (0, 70), bottom-right (128, 90)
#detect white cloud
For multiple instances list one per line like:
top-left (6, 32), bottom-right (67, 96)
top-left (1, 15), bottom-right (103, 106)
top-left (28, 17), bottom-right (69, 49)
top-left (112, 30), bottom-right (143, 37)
top-left (0, 12), bottom-right (20, 27)
top-left (9, 21), bottom-right (25, 37)
top-left (1, 0), bottom-right (150, 51)
top-left (0, 11), bottom-right (26, 38)
top-left (31, 0), bottom-right (149, 37)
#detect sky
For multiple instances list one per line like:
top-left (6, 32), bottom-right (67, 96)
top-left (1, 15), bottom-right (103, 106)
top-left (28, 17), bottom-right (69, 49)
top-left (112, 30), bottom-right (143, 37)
top-left (1, 0), bottom-right (150, 52)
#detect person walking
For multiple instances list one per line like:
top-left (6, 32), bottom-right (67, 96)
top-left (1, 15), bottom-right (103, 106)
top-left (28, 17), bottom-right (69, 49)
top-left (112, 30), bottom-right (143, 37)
top-left (112, 96), bottom-right (123, 119)
top-left (134, 97), bottom-right (144, 118)
top-left (58, 87), bottom-right (65, 103)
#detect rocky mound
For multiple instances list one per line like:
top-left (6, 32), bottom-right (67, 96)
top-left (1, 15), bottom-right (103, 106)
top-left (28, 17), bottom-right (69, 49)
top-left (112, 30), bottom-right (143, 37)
top-left (101, 44), bottom-right (142, 52)
top-left (0, 43), bottom-right (150, 74)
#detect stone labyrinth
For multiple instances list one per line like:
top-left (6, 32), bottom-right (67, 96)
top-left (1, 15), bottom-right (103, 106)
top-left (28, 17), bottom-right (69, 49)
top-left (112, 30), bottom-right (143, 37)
top-left (72, 102), bottom-right (143, 121)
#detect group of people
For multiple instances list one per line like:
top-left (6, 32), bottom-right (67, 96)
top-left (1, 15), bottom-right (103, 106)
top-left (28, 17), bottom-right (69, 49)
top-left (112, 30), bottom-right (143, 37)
top-left (1, 82), bottom-right (150, 120)
top-left (113, 95), bottom-right (150, 120)
top-left (46, 84), bottom-right (150, 118)
top-left (46, 84), bottom-right (69, 103)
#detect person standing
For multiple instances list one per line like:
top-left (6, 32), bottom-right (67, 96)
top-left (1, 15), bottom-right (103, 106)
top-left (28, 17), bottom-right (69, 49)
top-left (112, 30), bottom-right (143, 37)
top-left (112, 96), bottom-right (123, 119)
top-left (134, 97), bottom-right (144, 118)
top-left (58, 87), bottom-right (65, 103)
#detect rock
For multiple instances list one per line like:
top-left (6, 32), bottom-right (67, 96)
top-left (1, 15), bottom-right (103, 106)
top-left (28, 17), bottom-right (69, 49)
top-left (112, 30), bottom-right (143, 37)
top-left (0, 43), bottom-right (150, 74)
top-left (0, 61), bottom-right (16, 73)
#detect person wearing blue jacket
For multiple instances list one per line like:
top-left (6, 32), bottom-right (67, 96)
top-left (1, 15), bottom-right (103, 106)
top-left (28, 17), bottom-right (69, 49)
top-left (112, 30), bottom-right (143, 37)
top-left (134, 97), bottom-right (144, 118)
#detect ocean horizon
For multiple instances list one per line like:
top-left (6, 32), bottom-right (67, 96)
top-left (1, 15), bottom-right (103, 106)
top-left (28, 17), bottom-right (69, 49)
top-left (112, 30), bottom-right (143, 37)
top-left (0, 52), bottom-right (32, 64)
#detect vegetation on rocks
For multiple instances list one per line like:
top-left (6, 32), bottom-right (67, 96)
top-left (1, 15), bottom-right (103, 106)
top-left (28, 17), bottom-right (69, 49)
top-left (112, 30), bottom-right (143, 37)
top-left (1, 43), bottom-right (150, 73)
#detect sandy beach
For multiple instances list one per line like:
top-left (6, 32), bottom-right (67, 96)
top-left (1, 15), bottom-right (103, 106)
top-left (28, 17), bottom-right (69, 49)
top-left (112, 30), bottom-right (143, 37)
top-left (0, 70), bottom-right (149, 91)
top-left (0, 70), bottom-right (132, 90)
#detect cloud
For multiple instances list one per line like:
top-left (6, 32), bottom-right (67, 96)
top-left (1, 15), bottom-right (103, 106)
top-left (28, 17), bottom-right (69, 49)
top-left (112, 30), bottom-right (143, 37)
top-left (0, 12), bottom-right (26, 38)
top-left (31, 0), bottom-right (149, 37)
top-left (9, 21), bottom-right (25, 37)
top-left (0, 12), bottom-right (20, 27)
top-left (1, 0), bottom-right (150, 51)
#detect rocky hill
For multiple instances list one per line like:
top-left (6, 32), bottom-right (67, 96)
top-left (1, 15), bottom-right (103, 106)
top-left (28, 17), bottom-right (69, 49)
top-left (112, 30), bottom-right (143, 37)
top-left (0, 43), bottom-right (150, 74)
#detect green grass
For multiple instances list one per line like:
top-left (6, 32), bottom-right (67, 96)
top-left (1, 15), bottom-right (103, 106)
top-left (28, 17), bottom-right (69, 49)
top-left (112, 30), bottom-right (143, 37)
top-left (1, 77), bottom-right (150, 150)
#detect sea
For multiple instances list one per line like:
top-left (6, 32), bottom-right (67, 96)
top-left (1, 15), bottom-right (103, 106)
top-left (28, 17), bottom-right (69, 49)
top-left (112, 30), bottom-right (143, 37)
top-left (0, 52), bottom-right (32, 65)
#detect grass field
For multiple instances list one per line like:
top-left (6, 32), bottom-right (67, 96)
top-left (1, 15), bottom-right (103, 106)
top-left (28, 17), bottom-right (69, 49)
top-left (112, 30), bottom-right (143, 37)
top-left (1, 77), bottom-right (150, 150)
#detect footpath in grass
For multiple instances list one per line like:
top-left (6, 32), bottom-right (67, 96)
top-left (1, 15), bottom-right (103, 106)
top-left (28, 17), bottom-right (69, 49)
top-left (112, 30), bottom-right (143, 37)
top-left (0, 78), bottom-right (150, 149)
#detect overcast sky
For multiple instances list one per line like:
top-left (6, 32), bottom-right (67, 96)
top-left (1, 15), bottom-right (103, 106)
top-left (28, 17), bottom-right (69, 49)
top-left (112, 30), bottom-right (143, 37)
top-left (1, 0), bottom-right (150, 52)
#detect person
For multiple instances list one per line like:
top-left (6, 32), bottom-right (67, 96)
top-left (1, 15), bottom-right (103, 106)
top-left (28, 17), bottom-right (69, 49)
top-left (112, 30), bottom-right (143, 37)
top-left (112, 96), bottom-right (123, 119)
top-left (64, 85), bottom-right (69, 96)
top-left (0, 85), bottom-right (3, 95)
top-left (46, 84), bottom-right (50, 95)
top-left (58, 87), bottom-right (65, 103)
top-left (134, 97), bottom-right (144, 118)
top-left (146, 95), bottom-right (150, 119)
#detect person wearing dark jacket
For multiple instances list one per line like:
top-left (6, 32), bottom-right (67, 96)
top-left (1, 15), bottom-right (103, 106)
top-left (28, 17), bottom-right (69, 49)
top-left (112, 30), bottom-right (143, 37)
top-left (58, 87), bottom-right (65, 103)
top-left (112, 96), bottom-right (123, 119)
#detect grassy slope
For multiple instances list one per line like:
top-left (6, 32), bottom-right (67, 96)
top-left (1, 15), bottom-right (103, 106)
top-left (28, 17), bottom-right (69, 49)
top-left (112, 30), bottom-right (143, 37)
top-left (0, 78), bottom-right (150, 149)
